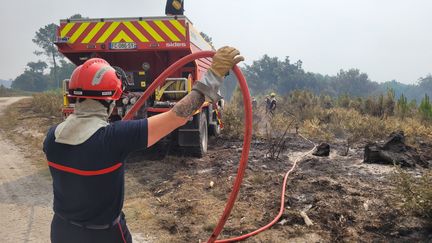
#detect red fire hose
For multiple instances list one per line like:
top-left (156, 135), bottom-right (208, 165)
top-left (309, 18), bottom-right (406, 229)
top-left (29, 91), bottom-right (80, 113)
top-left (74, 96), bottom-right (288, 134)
top-left (123, 51), bottom-right (297, 242)
top-left (123, 51), bottom-right (252, 242)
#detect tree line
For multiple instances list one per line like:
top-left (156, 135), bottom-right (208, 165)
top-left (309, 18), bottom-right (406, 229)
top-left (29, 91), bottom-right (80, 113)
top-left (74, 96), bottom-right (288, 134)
top-left (10, 16), bottom-right (431, 107)
top-left (222, 55), bottom-right (432, 104)
top-left (10, 15), bottom-right (84, 92)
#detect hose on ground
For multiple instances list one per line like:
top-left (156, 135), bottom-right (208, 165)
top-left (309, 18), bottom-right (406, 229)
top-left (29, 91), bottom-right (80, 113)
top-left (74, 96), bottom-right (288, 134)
top-left (122, 51), bottom-right (315, 243)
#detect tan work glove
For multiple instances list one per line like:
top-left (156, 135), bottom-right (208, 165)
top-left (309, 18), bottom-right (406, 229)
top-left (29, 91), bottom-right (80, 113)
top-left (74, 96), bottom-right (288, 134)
top-left (209, 46), bottom-right (245, 77)
top-left (193, 46), bottom-right (244, 103)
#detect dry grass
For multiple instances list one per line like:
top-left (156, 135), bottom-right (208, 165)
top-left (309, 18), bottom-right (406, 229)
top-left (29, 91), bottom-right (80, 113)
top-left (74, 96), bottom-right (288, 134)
top-left (227, 90), bottom-right (432, 146)
top-left (299, 108), bottom-right (432, 146)
top-left (0, 87), bottom-right (30, 97)
top-left (301, 118), bottom-right (333, 142)
top-left (31, 90), bottom-right (63, 117)
top-left (223, 99), bottom-right (431, 144)
top-left (393, 169), bottom-right (432, 218)
top-left (0, 97), bottom-right (62, 172)
top-left (221, 103), bottom-right (244, 139)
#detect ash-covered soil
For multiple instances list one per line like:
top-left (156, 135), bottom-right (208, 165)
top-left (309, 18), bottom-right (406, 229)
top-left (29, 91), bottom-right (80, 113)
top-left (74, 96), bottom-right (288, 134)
top-left (123, 135), bottom-right (432, 242)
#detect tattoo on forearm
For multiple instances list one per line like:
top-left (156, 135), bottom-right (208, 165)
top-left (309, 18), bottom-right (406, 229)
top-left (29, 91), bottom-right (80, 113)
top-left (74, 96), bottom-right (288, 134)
top-left (173, 90), bottom-right (205, 118)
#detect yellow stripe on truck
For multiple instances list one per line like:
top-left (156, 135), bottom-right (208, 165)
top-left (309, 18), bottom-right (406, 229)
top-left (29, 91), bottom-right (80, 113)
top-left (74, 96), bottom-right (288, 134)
top-left (138, 21), bottom-right (164, 42)
top-left (60, 23), bottom-right (75, 38)
top-left (97, 22), bottom-right (120, 43)
top-left (69, 22), bottom-right (90, 43)
top-left (154, 20), bottom-right (180, 41)
top-left (112, 30), bottom-right (133, 43)
top-left (124, 22), bottom-right (149, 42)
top-left (82, 22), bottom-right (105, 44)
top-left (169, 20), bottom-right (186, 37)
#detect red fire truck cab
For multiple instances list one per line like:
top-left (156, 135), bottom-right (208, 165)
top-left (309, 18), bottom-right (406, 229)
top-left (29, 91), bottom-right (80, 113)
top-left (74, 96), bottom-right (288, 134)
top-left (55, 16), bottom-right (223, 157)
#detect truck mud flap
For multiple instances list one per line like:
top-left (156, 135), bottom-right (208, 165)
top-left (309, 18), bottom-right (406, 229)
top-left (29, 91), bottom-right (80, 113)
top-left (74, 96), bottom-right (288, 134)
top-left (177, 113), bottom-right (201, 147)
top-left (178, 128), bottom-right (200, 147)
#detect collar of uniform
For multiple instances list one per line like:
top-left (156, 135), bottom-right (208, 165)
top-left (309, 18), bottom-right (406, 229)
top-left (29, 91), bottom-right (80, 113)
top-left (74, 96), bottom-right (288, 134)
top-left (54, 99), bottom-right (109, 145)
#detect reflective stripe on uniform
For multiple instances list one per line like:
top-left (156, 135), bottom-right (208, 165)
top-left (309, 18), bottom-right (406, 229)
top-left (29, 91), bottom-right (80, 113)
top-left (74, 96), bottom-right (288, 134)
top-left (48, 161), bottom-right (122, 176)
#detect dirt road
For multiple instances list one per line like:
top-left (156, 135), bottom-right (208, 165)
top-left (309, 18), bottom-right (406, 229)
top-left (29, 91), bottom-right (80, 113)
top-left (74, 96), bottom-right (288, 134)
top-left (0, 97), bottom-right (52, 243)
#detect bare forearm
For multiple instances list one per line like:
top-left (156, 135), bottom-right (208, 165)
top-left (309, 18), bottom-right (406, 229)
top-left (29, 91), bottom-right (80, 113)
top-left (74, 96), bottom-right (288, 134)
top-left (172, 90), bottom-right (205, 118)
top-left (147, 90), bottom-right (205, 147)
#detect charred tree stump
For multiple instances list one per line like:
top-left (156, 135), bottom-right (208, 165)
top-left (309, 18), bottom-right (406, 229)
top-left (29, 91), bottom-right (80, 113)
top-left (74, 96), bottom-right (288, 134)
top-left (364, 131), bottom-right (429, 168)
top-left (313, 143), bottom-right (330, 157)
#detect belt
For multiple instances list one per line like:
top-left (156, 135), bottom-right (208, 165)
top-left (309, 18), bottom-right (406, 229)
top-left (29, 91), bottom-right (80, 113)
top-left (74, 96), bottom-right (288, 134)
top-left (55, 214), bottom-right (121, 230)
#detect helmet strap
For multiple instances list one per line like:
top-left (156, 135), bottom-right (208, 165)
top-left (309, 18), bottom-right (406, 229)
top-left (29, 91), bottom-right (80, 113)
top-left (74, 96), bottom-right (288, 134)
top-left (112, 66), bottom-right (128, 90)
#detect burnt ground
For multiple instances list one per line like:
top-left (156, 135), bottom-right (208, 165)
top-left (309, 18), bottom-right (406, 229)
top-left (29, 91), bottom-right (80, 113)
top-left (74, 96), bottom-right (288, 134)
top-left (123, 135), bottom-right (432, 242)
top-left (1, 98), bottom-right (431, 243)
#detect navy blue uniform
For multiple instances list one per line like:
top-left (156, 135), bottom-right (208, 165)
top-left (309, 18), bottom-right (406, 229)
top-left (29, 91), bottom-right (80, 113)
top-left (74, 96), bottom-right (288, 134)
top-left (43, 119), bottom-right (148, 243)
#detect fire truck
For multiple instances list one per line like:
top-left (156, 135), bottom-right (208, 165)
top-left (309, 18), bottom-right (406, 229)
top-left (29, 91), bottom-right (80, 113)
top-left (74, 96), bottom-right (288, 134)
top-left (55, 16), bottom-right (223, 157)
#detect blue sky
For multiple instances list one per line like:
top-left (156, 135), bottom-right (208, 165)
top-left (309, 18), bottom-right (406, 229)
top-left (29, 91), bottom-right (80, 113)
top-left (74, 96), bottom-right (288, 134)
top-left (1, 0), bottom-right (431, 84)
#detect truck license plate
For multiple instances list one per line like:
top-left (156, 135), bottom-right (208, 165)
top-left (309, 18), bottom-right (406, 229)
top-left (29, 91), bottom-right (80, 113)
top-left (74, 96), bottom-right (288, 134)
top-left (110, 42), bottom-right (137, 50)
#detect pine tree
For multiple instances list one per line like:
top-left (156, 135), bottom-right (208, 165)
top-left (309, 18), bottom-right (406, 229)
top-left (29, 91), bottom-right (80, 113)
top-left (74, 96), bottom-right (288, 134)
top-left (418, 94), bottom-right (432, 122)
top-left (396, 93), bottom-right (409, 120)
top-left (384, 88), bottom-right (395, 117)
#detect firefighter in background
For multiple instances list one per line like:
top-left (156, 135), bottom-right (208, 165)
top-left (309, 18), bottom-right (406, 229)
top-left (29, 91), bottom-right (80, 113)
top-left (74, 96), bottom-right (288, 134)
top-left (43, 47), bottom-right (243, 243)
top-left (165, 0), bottom-right (184, 15)
top-left (265, 92), bottom-right (277, 115)
top-left (252, 97), bottom-right (257, 110)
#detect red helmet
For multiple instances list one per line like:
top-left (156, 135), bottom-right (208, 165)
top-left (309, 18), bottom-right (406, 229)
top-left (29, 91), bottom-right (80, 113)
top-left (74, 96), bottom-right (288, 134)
top-left (68, 58), bottom-right (123, 100)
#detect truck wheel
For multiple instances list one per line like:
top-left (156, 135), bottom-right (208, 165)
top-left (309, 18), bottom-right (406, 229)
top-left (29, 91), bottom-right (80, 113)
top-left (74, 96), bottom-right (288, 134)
top-left (190, 112), bottom-right (208, 157)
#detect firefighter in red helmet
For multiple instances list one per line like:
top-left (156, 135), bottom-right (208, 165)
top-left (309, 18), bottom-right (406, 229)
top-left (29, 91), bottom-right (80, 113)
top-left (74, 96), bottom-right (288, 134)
top-left (44, 47), bottom-right (243, 243)
top-left (68, 58), bottom-right (123, 100)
